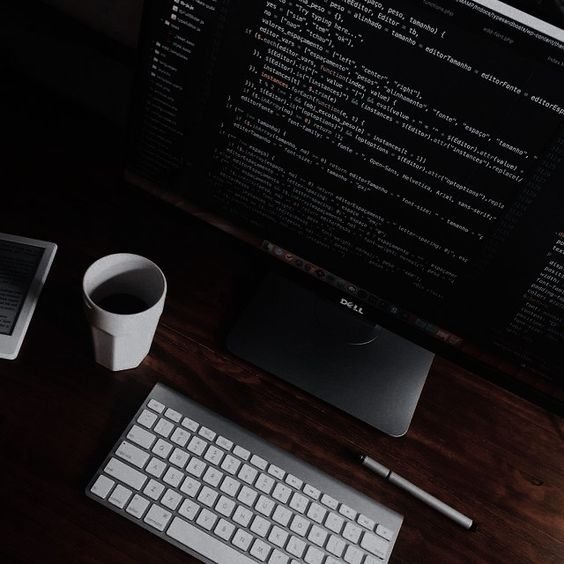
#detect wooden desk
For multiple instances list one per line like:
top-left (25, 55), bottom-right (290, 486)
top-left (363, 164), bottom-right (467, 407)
top-left (1, 76), bottom-right (563, 564)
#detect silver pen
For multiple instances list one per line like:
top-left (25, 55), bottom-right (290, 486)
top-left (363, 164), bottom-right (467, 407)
top-left (360, 454), bottom-right (474, 530)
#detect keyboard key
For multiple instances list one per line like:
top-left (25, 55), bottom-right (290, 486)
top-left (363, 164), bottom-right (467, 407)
top-left (255, 495), bottom-right (275, 517)
top-left (339, 504), bottom-right (357, 521)
top-left (327, 534), bottom-right (346, 557)
top-left (357, 513), bottom-right (376, 531)
top-left (205, 445), bottom-right (225, 465)
top-left (306, 502), bottom-right (326, 524)
top-left (196, 508), bottom-right (218, 531)
top-left (198, 485), bottom-right (219, 508)
top-left (272, 505), bottom-right (292, 527)
top-left (181, 417), bottom-right (199, 432)
top-left (146, 457), bottom-right (167, 478)
top-left (199, 426), bottom-right (216, 441)
top-left (216, 495), bottom-right (236, 517)
top-left (308, 524), bottom-right (327, 547)
top-left (127, 425), bottom-right (155, 449)
top-left (220, 475), bottom-right (241, 497)
top-left (287, 536), bottom-right (306, 558)
top-left (108, 484), bottom-right (132, 509)
top-left (376, 523), bottom-right (394, 541)
top-left (186, 457), bottom-right (207, 478)
top-left (165, 408), bottom-right (182, 422)
top-left (144, 504), bottom-right (172, 531)
top-left (147, 399), bottom-right (165, 413)
top-left (269, 549), bottom-right (290, 564)
top-left (90, 475), bottom-right (114, 499)
top-left (251, 454), bottom-right (267, 470)
top-left (170, 447), bottom-right (190, 468)
top-left (187, 436), bottom-right (207, 456)
top-left (152, 438), bottom-right (173, 459)
top-left (215, 518), bottom-right (236, 541)
top-left (238, 485), bottom-right (258, 507)
top-left (250, 538), bottom-right (271, 561)
top-left (163, 467), bottom-right (184, 488)
top-left (255, 473), bottom-right (275, 495)
top-left (203, 466), bottom-right (224, 487)
top-left (321, 494), bottom-right (338, 510)
top-left (343, 522), bottom-right (362, 543)
top-left (344, 545), bottom-right (364, 564)
top-left (268, 525), bottom-right (288, 548)
top-left (137, 409), bottom-right (158, 429)
top-left (233, 445), bottom-right (250, 460)
top-left (154, 418), bottom-right (174, 438)
top-left (144, 479), bottom-right (165, 500)
top-left (178, 498), bottom-right (200, 520)
top-left (285, 474), bottom-right (303, 490)
top-left (221, 454), bottom-right (241, 475)
top-left (325, 511), bottom-right (344, 534)
top-left (268, 464), bottom-right (285, 480)
top-left (239, 464), bottom-right (258, 484)
top-left (303, 484), bottom-right (320, 500)
top-left (116, 441), bottom-right (150, 469)
top-left (289, 492), bottom-right (309, 514)
top-left (233, 505), bottom-right (253, 527)
top-left (161, 488), bottom-right (182, 510)
top-left (289, 514), bottom-right (310, 537)
top-left (250, 515), bottom-right (271, 538)
top-left (180, 475), bottom-right (201, 497)
top-left (304, 546), bottom-right (324, 564)
top-left (104, 458), bottom-right (147, 490)
top-left (232, 528), bottom-right (253, 551)
top-left (272, 482), bottom-right (292, 504)
top-left (126, 494), bottom-right (150, 518)
top-left (170, 427), bottom-right (190, 447)
top-left (216, 436), bottom-right (233, 451)
top-left (361, 531), bottom-right (390, 559)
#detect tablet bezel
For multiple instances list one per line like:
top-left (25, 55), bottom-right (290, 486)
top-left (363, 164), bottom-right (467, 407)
top-left (0, 233), bottom-right (57, 360)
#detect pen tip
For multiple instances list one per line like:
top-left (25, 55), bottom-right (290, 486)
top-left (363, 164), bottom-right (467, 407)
top-left (358, 453), bottom-right (366, 463)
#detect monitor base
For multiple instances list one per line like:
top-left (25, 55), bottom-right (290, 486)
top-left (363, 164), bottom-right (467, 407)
top-left (227, 273), bottom-right (435, 437)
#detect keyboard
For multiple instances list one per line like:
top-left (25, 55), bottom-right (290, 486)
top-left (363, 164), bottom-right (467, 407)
top-left (86, 383), bottom-right (403, 563)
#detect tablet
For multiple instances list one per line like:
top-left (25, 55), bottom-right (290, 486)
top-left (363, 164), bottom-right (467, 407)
top-left (0, 233), bottom-right (57, 360)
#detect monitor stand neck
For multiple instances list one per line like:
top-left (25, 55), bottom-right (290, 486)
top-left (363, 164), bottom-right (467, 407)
top-left (227, 272), bottom-right (434, 437)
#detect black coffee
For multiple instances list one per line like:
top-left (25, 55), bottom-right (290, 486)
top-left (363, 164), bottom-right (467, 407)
top-left (96, 293), bottom-right (149, 314)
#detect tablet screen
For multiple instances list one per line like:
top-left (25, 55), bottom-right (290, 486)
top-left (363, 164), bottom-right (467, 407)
top-left (0, 233), bottom-right (56, 360)
top-left (0, 240), bottom-right (45, 336)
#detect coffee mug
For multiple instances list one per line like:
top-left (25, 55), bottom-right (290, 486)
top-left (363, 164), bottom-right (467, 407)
top-left (82, 253), bottom-right (167, 371)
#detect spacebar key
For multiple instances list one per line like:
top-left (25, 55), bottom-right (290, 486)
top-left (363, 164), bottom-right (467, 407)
top-left (167, 517), bottom-right (256, 564)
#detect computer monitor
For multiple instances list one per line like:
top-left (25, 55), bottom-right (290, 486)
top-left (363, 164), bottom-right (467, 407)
top-left (125, 0), bottom-right (564, 431)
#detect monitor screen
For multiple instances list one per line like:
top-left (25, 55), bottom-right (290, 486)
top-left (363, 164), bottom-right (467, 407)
top-left (126, 0), bottom-right (564, 398)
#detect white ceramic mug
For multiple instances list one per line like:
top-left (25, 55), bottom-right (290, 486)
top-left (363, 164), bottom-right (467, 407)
top-left (82, 253), bottom-right (167, 371)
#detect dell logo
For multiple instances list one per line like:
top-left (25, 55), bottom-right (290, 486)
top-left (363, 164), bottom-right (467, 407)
top-left (340, 298), bottom-right (364, 315)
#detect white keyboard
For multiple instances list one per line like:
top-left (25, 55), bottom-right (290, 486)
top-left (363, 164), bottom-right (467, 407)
top-left (86, 383), bottom-right (403, 563)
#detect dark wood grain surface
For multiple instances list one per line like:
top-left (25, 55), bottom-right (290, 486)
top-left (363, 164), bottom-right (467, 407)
top-left (1, 73), bottom-right (563, 564)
